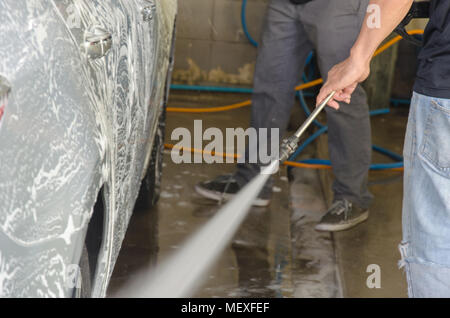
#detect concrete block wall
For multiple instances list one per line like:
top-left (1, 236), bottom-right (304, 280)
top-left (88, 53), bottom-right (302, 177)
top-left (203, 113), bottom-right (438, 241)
top-left (172, 0), bottom-right (268, 86)
top-left (172, 1), bottom-right (429, 93)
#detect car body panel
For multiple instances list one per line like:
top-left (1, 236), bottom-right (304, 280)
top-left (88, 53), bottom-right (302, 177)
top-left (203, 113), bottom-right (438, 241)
top-left (0, 0), bottom-right (177, 297)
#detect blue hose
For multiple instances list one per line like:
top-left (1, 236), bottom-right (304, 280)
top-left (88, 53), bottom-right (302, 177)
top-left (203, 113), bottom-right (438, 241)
top-left (170, 84), bottom-right (409, 107)
top-left (297, 159), bottom-right (404, 170)
top-left (288, 104), bottom-right (404, 170)
top-left (171, 84), bottom-right (254, 94)
top-left (372, 144), bottom-right (403, 162)
top-left (241, 0), bottom-right (259, 47)
top-left (239, 0), bottom-right (403, 170)
top-left (171, 84), bottom-right (315, 97)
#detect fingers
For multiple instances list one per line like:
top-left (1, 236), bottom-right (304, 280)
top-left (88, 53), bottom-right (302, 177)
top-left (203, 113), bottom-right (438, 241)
top-left (335, 91), bottom-right (349, 101)
top-left (318, 81), bottom-right (358, 108)
top-left (327, 99), bottom-right (340, 110)
top-left (340, 83), bottom-right (357, 104)
top-left (316, 56), bottom-right (366, 109)
top-left (316, 87), bottom-right (340, 110)
top-left (343, 83), bottom-right (358, 96)
top-left (317, 90), bottom-right (349, 109)
top-left (316, 86), bottom-right (333, 107)
top-left (334, 92), bottom-right (351, 104)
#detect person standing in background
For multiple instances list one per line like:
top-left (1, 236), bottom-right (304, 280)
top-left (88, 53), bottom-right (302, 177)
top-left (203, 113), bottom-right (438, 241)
top-left (196, 0), bottom-right (374, 232)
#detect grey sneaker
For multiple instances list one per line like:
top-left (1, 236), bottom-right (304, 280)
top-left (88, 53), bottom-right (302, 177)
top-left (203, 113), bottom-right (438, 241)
top-left (315, 199), bottom-right (369, 232)
top-left (195, 174), bottom-right (271, 207)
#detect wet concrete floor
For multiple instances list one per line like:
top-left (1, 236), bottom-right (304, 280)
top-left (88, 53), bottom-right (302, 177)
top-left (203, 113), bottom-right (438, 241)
top-left (108, 92), bottom-right (295, 297)
top-left (317, 106), bottom-right (409, 297)
top-left (108, 91), bottom-right (409, 298)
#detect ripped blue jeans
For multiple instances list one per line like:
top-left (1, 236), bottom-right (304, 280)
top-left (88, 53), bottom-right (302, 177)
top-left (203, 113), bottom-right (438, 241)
top-left (400, 92), bottom-right (450, 297)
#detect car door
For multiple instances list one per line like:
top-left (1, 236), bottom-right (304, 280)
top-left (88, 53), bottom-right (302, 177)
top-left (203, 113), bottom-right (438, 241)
top-left (0, 0), bottom-right (110, 297)
top-left (90, 0), bottom-right (162, 296)
top-left (0, 0), bottom-right (170, 297)
top-left (53, 0), bottom-right (158, 296)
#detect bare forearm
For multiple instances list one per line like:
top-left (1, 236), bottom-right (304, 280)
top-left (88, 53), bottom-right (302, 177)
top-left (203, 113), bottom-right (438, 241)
top-left (350, 0), bottom-right (414, 63)
top-left (317, 0), bottom-right (415, 108)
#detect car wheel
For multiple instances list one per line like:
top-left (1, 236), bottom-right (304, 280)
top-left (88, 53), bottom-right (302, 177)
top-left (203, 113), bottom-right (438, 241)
top-left (136, 107), bottom-right (166, 209)
top-left (135, 22), bottom-right (173, 210)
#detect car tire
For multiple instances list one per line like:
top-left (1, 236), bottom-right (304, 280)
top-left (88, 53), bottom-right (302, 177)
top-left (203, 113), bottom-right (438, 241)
top-left (136, 108), bottom-right (166, 209)
top-left (135, 22), bottom-right (174, 210)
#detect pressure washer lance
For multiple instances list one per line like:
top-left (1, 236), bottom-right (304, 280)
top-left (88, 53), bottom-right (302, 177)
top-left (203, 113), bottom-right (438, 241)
top-left (279, 91), bottom-right (336, 163)
top-left (114, 91), bottom-right (337, 298)
top-left (217, 91), bottom-right (335, 205)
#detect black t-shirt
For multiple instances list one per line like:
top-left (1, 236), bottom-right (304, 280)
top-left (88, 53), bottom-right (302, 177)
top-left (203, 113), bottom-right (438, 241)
top-left (414, 0), bottom-right (450, 98)
top-left (290, 0), bottom-right (314, 4)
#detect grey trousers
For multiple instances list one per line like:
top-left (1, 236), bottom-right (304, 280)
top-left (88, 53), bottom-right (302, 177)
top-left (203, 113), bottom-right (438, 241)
top-left (235, 0), bottom-right (373, 209)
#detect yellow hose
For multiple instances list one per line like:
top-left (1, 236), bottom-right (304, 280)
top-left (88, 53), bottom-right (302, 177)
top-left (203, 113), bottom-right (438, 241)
top-left (373, 29), bottom-right (425, 57)
top-left (164, 143), bottom-right (240, 160)
top-left (164, 143), bottom-right (404, 172)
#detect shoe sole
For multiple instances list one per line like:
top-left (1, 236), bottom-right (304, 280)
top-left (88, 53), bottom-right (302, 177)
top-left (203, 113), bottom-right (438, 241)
top-left (194, 185), bottom-right (271, 207)
top-left (315, 211), bottom-right (370, 232)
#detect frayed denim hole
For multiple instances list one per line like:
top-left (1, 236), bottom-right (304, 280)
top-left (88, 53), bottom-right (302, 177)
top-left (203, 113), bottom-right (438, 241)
top-left (398, 242), bottom-right (414, 297)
